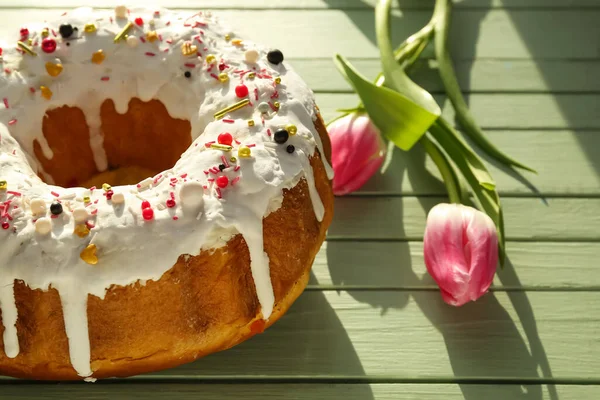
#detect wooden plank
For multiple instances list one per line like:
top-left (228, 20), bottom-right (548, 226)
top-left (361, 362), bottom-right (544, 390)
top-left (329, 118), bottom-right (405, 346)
top-left (148, 291), bottom-right (600, 380)
top-left (355, 130), bottom-right (600, 196)
top-left (1, 0), bottom-right (598, 10)
top-left (0, 10), bottom-right (597, 60)
top-left (316, 93), bottom-right (600, 129)
top-left (328, 197), bottom-right (600, 241)
top-left (295, 59), bottom-right (600, 93)
top-left (2, 383), bottom-right (598, 399)
top-left (310, 241), bottom-right (600, 290)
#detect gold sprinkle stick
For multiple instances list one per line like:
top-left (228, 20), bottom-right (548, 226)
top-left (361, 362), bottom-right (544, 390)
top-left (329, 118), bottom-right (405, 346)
top-left (17, 41), bottom-right (37, 56)
top-left (114, 21), bottom-right (134, 43)
top-left (210, 143), bottom-right (233, 151)
top-left (214, 98), bottom-right (250, 120)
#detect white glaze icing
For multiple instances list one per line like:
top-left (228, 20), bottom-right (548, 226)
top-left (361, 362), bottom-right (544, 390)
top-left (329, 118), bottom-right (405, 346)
top-left (0, 6), bottom-right (333, 379)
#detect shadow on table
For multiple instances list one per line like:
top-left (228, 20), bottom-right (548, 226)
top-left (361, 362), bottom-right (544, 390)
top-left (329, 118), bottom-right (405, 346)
top-left (327, 145), bottom-right (557, 400)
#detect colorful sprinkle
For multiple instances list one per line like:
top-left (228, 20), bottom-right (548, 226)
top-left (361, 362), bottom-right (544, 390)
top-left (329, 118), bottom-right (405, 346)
top-left (134, 17), bottom-right (144, 26)
top-left (142, 207), bottom-right (154, 221)
top-left (91, 49), bottom-right (105, 64)
top-left (218, 132), bottom-right (233, 146)
top-left (235, 84), bottom-right (249, 98)
top-left (45, 62), bottom-right (63, 77)
top-left (114, 21), bottom-right (133, 43)
top-left (50, 202), bottom-right (63, 215)
top-left (80, 244), bottom-right (98, 265)
top-left (74, 224), bottom-right (90, 238)
top-left (84, 23), bottom-right (97, 33)
top-left (17, 41), bottom-right (37, 56)
top-left (35, 218), bottom-right (52, 235)
top-left (214, 98), bottom-right (250, 120)
top-left (238, 146), bottom-right (251, 158)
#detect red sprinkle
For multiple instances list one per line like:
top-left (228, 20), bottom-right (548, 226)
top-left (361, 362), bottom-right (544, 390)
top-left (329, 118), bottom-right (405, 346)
top-left (180, 173), bottom-right (188, 179)
top-left (101, 76), bottom-right (110, 81)
top-left (134, 17), bottom-right (144, 26)
top-left (247, 143), bottom-right (256, 148)
top-left (90, 209), bottom-right (98, 215)
top-left (51, 191), bottom-right (59, 197)
top-left (216, 176), bottom-right (229, 188)
top-left (141, 200), bottom-right (151, 209)
top-left (139, 36), bottom-right (146, 43)
top-left (218, 132), bottom-right (233, 145)
top-left (4, 68), bottom-right (11, 74)
top-left (235, 84), bottom-right (249, 98)
top-left (254, 88), bottom-right (259, 100)
top-left (222, 119), bottom-right (234, 124)
top-left (6, 191), bottom-right (21, 197)
top-left (215, 187), bottom-right (222, 199)
top-left (184, 63), bottom-right (196, 68)
top-left (172, 216), bottom-right (178, 220)
top-left (2, 98), bottom-right (8, 108)
top-left (205, 140), bottom-right (215, 148)
top-left (210, 73), bottom-right (219, 80)
top-left (207, 178), bottom-right (215, 183)
top-left (234, 165), bottom-right (241, 172)
top-left (142, 207), bottom-right (154, 221)
top-left (1, 222), bottom-right (9, 230)
top-left (29, 87), bottom-right (35, 93)
top-left (166, 199), bottom-right (176, 208)
top-left (166, 38), bottom-right (173, 44)
top-left (106, 190), bottom-right (114, 200)
top-left (41, 38), bottom-right (57, 53)
top-left (0, 48), bottom-right (3, 56)
top-left (20, 28), bottom-right (29, 39)
top-left (8, 119), bottom-right (16, 126)
top-left (145, 52), bottom-right (156, 57)
top-left (221, 155), bottom-right (230, 168)
top-left (231, 176), bottom-right (240, 186)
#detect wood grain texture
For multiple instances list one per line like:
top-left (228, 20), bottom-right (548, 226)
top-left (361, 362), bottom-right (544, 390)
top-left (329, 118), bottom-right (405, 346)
top-left (296, 59), bottom-right (600, 93)
top-left (310, 241), bottom-right (600, 289)
top-left (2, 0), bottom-right (598, 9)
top-left (1, 383), bottom-right (598, 399)
top-left (144, 290), bottom-right (600, 380)
top-left (316, 93), bottom-right (600, 128)
top-left (0, 9), bottom-right (598, 60)
top-left (355, 130), bottom-right (600, 196)
top-left (329, 197), bottom-right (600, 241)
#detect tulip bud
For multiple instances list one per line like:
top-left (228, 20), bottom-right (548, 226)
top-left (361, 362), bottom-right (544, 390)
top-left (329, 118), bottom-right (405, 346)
top-left (423, 203), bottom-right (498, 306)
top-left (328, 113), bottom-right (386, 196)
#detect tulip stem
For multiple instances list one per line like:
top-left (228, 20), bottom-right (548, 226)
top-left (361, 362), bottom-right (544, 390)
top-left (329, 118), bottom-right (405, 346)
top-left (432, 0), bottom-right (536, 173)
top-left (421, 135), bottom-right (463, 204)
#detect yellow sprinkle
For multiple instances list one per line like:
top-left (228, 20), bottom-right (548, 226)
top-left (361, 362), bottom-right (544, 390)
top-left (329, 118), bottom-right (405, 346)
top-left (74, 224), bottom-right (90, 238)
top-left (146, 30), bottom-right (159, 43)
top-left (214, 98), bottom-right (250, 120)
top-left (45, 62), bottom-right (63, 77)
top-left (247, 119), bottom-right (255, 127)
top-left (83, 196), bottom-right (91, 204)
top-left (102, 183), bottom-right (112, 191)
top-left (274, 76), bottom-right (281, 84)
top-left (0, 180), bottom-right (7, 190)
top-left (273, 101), bottom-right (280, 109)
top-left (27, 38), bottom-right (33, 46)
top-left (205, 54), bottom-right (216, 64)
top-left (40, 86), bottom-right (53, 100)
top-left (181, 41), bottom-right (198, 57)
top-left (80, 244), bottom-right (98, 265)
top-left (231, 39), bottom-right (243, 46)
top-left (84, 23), bottom-right (97, 33)
top-left (17, 41), bottom-right (37, 56)
top-left (238, 147), bottom-right (251, 158)
top-left (91, 50), bottom-right (105, 64)
top-left (247, 72), bottom-right (256, 79)
top-left (218, 72), bottom-right (229, 83)
top-left (210, 143), bottom-right (233, 151)
top-left (286, 124), bottom-right (298, 135)
top-left (41, 28), bottom-right (49, 38)
top-left (229, 156), bottom-right (237, 163)
top-left (113, 21), bottom-right (133, 43)
top-left (224, 34), bottom-right (231, 41)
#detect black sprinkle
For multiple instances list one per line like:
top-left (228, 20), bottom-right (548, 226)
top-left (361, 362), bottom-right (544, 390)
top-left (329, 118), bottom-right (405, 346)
top-left (59, 24), bottom-right (74, 39)
top-left (286, 145), bottom-right (295, 154)
top-left (274, 129), bottom-right (289, 144)
top-left (267, 49), bottom-right (284, 65)
top-left (184, 71), bottom-right (191, 78)
top-left (218, 164), bottom-right (226, 171)
top-left (50, 202), bottom-right (63, 215)
top-left (66, 42), bottom-right (70, 46)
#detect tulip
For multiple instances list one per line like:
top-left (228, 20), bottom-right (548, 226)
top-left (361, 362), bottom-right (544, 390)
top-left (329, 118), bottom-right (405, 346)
top-left (328, 113), bottom-right (386, 196)
top-left (423, 203), bottom-right (498, 306)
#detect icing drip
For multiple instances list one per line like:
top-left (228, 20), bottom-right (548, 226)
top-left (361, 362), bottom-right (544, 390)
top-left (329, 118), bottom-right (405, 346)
top-left (0, 279), bottom-right (19, 358)
top-left (234, 214), bottom-right (275, 319)
top-left (0, 6), bottom-right (331, 378)
top-left (56, 282), bottom-right (93, 378)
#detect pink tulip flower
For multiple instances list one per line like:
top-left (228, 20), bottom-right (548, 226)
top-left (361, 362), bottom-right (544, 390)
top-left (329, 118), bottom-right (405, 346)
top-left (423, 203), bottom-right (498, 306)
top-left (328, 113), bottom-right (386, 196)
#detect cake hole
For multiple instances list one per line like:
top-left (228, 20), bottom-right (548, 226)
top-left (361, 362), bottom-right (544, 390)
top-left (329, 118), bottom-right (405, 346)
top-left (33, 98), bottom-right (192, 188)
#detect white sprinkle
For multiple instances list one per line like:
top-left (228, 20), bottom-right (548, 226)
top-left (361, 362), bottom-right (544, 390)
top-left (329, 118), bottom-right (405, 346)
top-left (35, 217), bottom-right (52, 235)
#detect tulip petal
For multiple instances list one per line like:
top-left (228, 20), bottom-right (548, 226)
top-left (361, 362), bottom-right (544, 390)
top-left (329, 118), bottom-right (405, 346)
top-left (424, 203), bottom-right (498, 307)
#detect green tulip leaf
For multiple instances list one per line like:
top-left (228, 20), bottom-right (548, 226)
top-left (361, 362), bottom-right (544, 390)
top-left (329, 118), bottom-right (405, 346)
top-left (376, 0), bottom-right (441, 117)
top-left (334, 54), bottom-right (438, 151)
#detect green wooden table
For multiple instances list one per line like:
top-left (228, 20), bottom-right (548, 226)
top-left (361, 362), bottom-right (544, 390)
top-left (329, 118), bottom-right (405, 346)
top-left (1, 0), bottom-right (599, 398)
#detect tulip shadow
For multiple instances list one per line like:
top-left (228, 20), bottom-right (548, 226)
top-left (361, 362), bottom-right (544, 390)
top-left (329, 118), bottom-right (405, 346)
top-left (327, 145), bottom-right (556, 400)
